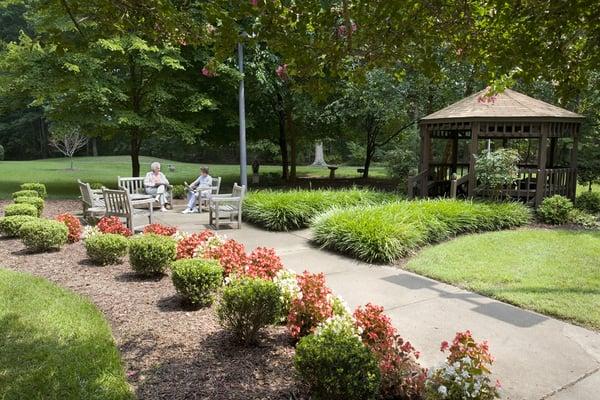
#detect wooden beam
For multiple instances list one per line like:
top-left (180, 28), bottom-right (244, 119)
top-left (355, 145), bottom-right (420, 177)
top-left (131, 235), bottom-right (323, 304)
top-left (535, 123), bottom-right (549, 206)
top-left (467, 122), bottom-right (479, 197)
top-left (419, 124), bottom-right (430, 197)
top-left (569, 123), bottom-right (579, 200)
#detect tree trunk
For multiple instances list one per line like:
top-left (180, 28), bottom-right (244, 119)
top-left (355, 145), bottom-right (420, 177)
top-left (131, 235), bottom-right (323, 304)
top-left (287, 113), bottom-right (297, 181)
top-left (91, 137), bottom-right (98, 156)
top-left (362, 121), bottom-right (378, 179)
top-left (130, 131), bottom-right (141, 177)
top-left (277, 93), bottom-right (289, 180)
top-left (70, 156), bottom-right (74, 170)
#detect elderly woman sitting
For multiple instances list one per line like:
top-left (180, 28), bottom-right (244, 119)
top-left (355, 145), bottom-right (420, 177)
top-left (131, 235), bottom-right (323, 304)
top-left (144, 162), bottom-right (171, 211)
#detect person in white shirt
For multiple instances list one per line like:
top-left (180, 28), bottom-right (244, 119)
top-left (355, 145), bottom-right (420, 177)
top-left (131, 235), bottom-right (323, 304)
top-left (144, 162), bottom-right (171, 212)
top-left (182, 167), bottom-right (212, 214)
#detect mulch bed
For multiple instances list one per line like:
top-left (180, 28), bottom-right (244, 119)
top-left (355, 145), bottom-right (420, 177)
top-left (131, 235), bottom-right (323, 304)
top-left (0, 200), bottom-right (306, 399)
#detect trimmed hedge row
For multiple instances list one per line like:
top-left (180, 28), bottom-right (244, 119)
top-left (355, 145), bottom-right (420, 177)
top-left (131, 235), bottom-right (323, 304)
top-left (312, 199), bottom-right (532, 263)
top-left (243, 189), bottom-right (395, 231)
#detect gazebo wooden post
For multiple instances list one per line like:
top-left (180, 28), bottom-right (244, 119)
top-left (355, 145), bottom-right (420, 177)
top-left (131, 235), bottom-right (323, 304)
top-left (467, 121), bottom-right (479, 197)
top-left (535, 123), bottom-right (549, 206)
top-left (419, 124), bottom-right (430, 197)
top-left (569, 124), bottom-right (579, 200)
top-left (451, 132), bottom-right (459, 174)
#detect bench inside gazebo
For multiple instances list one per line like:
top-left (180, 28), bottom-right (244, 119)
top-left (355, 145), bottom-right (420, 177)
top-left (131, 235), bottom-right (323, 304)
top-left (409, 88), bottom-right (584, 206)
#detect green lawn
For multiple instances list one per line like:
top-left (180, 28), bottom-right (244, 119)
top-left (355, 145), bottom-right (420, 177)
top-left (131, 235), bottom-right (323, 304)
top-left (404, 229), bottom-right (600, 330)
top-left (0, 156), bottom-right (387, 199)
top-left (0, 268), bottom-right (133, 399)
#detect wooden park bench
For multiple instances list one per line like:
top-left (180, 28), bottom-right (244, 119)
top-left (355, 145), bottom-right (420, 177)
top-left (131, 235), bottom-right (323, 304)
top-left (208, 183), bottom-right (245, 229)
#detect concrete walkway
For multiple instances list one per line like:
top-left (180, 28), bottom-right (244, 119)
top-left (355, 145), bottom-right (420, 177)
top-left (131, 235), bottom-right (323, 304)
top-left (152, 210), bottom-right (600, 400)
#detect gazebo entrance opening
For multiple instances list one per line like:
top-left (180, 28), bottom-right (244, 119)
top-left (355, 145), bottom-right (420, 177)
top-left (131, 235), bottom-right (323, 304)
top-left (410, 89), bottom-right (583, 206)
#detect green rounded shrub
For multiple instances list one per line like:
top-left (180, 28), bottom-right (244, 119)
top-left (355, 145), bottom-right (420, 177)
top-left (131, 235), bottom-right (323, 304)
top-left (217, 277), bottom-right (281, 345)
top-left (128, 233), bottom-right (176, 276)
top-left (0, 215), bottom-right (38, 237)
top-left (20, 182), bottom-right (47, 199)
top-left (85, 233), bottom-right (129, 265)
top-left (172, 184), bottom-right (186, 199)
top-left (537, 195), bottom-right (573, 225)
top-left (575, 191), bottom-right (600, 215)
top-left (89, 182), bottom-right (104, 190)
top-left (14, 196), bottom-right (44, 217)
top-left (295, 321), bottom-right (381, 400)
top-left (12, 190), bottom-right (39, 200)
top-left (4, 203), bottom-right (38, 217)
top-left (171, 259), bottom-right (223, 306)
top-left (19, 219), bottom-right (68, 251)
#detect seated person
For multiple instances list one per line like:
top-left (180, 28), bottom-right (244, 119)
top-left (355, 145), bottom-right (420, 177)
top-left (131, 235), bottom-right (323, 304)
top-left (143, 162), bottom-right (171, 212)
top-left (182, 167), bottom-right (212, 214)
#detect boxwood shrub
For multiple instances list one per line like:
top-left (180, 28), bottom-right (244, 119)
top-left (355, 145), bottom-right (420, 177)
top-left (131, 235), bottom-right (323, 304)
top-left (243, 189), bottom-right (395, 231)
top-left (12, 190), bottom-right (39, 199)
top-left (537, 195), bottom-right (573, 225)
top-left (0, 215), bottom-right (38, 237)
top-left (171, 259), bottom-right (223, 306)
top-left (128, 233), bottom-right (176, 276)
top-left (20, 182), bottom-right (47, 199)
top-left (19, 219), bottom-right (68, 251)
top-left (4, 203), bottom-right (38, 217)
top-left (171, 184), bottom-right (186, 199)
top-left (312, 199), bottom-right (532, 263)
top-left (575, 191), bottom-right (600, 215)
top-left (217, 277), bottom-right (281, 345)
top-left (14, 196), bottom-right (44, 217)
top-left (85, 233), bottom-right (129, 265)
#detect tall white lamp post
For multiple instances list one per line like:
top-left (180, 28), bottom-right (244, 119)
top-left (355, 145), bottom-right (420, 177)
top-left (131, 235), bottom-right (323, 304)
top-left (238, 42), bottom-right (248, 188)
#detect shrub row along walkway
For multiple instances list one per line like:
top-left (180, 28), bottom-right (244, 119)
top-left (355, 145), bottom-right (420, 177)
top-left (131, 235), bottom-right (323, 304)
top-left (155, 211), bottom-right (600, 400)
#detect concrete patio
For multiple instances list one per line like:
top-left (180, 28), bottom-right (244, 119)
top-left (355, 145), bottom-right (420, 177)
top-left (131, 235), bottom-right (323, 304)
top-left (150, 206), bottom-right (600, 400)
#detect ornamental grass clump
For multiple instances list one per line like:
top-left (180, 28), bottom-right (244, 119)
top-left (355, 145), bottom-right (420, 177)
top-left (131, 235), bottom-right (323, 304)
top-left (14, 196), bottom-right (44, 217)
top-left (425, 331), bottom-right (500, 400)
top-left (19, 219), bottom-right (68, 252)
top-left (84, 233), bottom-right (129, 265)
top-left (217, 277), bottom-right (282, 345)
top-left (171, 259), bottom-right (223, 306)
top-left (20, 182), bottom-right (47, 199)
top-left (243, 188), bottom-right (394, 231)
top-left (295, 315), bottom-right (381, 400)
top-left (0, 215), bottom-right (38, 237)
top-left (312, 199), bottom-right (531, 263)
top-left (129, 233), bottom-right (176, 276)
top-left (11, 190), bottom-right (39, 199)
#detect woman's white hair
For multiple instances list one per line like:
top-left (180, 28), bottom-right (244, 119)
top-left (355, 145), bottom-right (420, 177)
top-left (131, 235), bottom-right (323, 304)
top-left (151, 162), bottom-right (161, 171)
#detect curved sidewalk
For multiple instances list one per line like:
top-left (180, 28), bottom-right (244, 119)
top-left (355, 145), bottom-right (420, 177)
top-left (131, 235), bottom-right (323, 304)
top-left (154, 211), bottom-right (600, 400)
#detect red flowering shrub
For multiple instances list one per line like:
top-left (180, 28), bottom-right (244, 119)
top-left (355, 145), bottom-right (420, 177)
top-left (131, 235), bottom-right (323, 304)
top-left (143, 223), bottom-right (177, 236)
top-left (287, 271), bottom-right (333, 340)
top-left (204, 239), bottom-right (247, 276)
top-left (354, 303), bottom-right (426, 398)
top-left (176, 230), bottom-right (214, 259)
top-left (97, 216), bottom-right (132, 237)
top-left (442, 330), bottom-right (495, 371)
top-left (245, 247), bottom-right (283, 280)
top-left (55, 213), bottom-right (82, 243)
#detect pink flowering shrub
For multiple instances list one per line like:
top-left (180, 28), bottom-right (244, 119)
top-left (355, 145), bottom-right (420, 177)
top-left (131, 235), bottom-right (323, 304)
top-left (143, 223), bottom-right (177, 237)
top-left (55, 213), bottom-right (82, 243)
top-left (97, 216), bottom-right (132, 237)
top-left (176, 230), bottom-right (214, 259)
top-left (204, 239), bottom-right (248, 276)
top-left (426, 330), bottom-right (500, 399)
top-left (287, 271), bottom-right (333, 340)
top-left (354, 303), bottom-right (426, 398)
top-left (245, 247), bottom-right (283, 280)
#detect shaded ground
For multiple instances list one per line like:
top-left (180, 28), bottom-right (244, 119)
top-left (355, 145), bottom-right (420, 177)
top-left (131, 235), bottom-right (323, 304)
top-left (0, 200), bottom-right (304, 400)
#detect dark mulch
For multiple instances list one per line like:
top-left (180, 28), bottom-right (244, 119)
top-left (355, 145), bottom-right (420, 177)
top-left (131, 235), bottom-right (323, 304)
top-left (0, 200), bottom-right (306, 399)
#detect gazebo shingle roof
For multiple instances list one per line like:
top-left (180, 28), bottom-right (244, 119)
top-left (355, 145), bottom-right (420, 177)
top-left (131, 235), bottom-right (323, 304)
top-left (421, 88), bottom-right (583, 121)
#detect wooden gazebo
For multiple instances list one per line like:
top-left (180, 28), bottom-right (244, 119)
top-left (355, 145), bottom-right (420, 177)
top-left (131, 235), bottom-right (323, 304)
top-left (411, 89), bottom-right (584, 206)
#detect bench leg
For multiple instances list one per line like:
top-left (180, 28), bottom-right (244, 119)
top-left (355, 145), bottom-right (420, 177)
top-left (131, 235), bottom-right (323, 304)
top-left (215, 208), bottom-right (219, 230)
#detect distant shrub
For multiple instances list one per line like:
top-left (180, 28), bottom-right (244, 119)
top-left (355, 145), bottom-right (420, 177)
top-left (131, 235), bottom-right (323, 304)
top-left (55, 213), bottom-right (82, 243)
top-left (85, 233), bottom-right (129, 265)
top-left (97, 216), bottom-right (132, 236)
top-left (0, 144), bottom-right (4, 161)
top-left (295, 316), bottom-right (381, 400)
top-left (537, 195), bottom-right (573, 225)
top-left (203, 239), bottom-right (248, 276)
top-left (89, 182), bottom-right (104, 190)
top-left (128, 233), bottom-right (176, 276)
top-left (12, 190), bottom-right (39, 199)
top-left (287, 271), bottom-right (333, 340)
top-left (217, 277), bottom-right (281, 345)
top-left (171, 259), bottom-right (223, 306)
top-left (0, 215), bottom-right (38, 237)
top-left (245, 247), bottom-right (283, 280)
top-left (475, 148), bottom-right (520, 200)
top-left (569, 209), bottom-right (599, 229)
top-left (313, 199), bottom-right (531, 263)
top-left (20, 182), bottom-right (47, 199)
top-left (243, 189), bottom-right (393, 231)
top-left (176, 230), bottom-right (215, 259)
top-left (14, 196), bottom-right (44, 216)
top-left (172, 184), bottom-right (186, 199)
top-left (19, 219), bottom-right (68, 251)
top-left (575, 191), bottom-right (600, 214)
top-left (143, 223), bottom-right (177, 236)
top-left (4, 203), bottom-right (38, 217)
